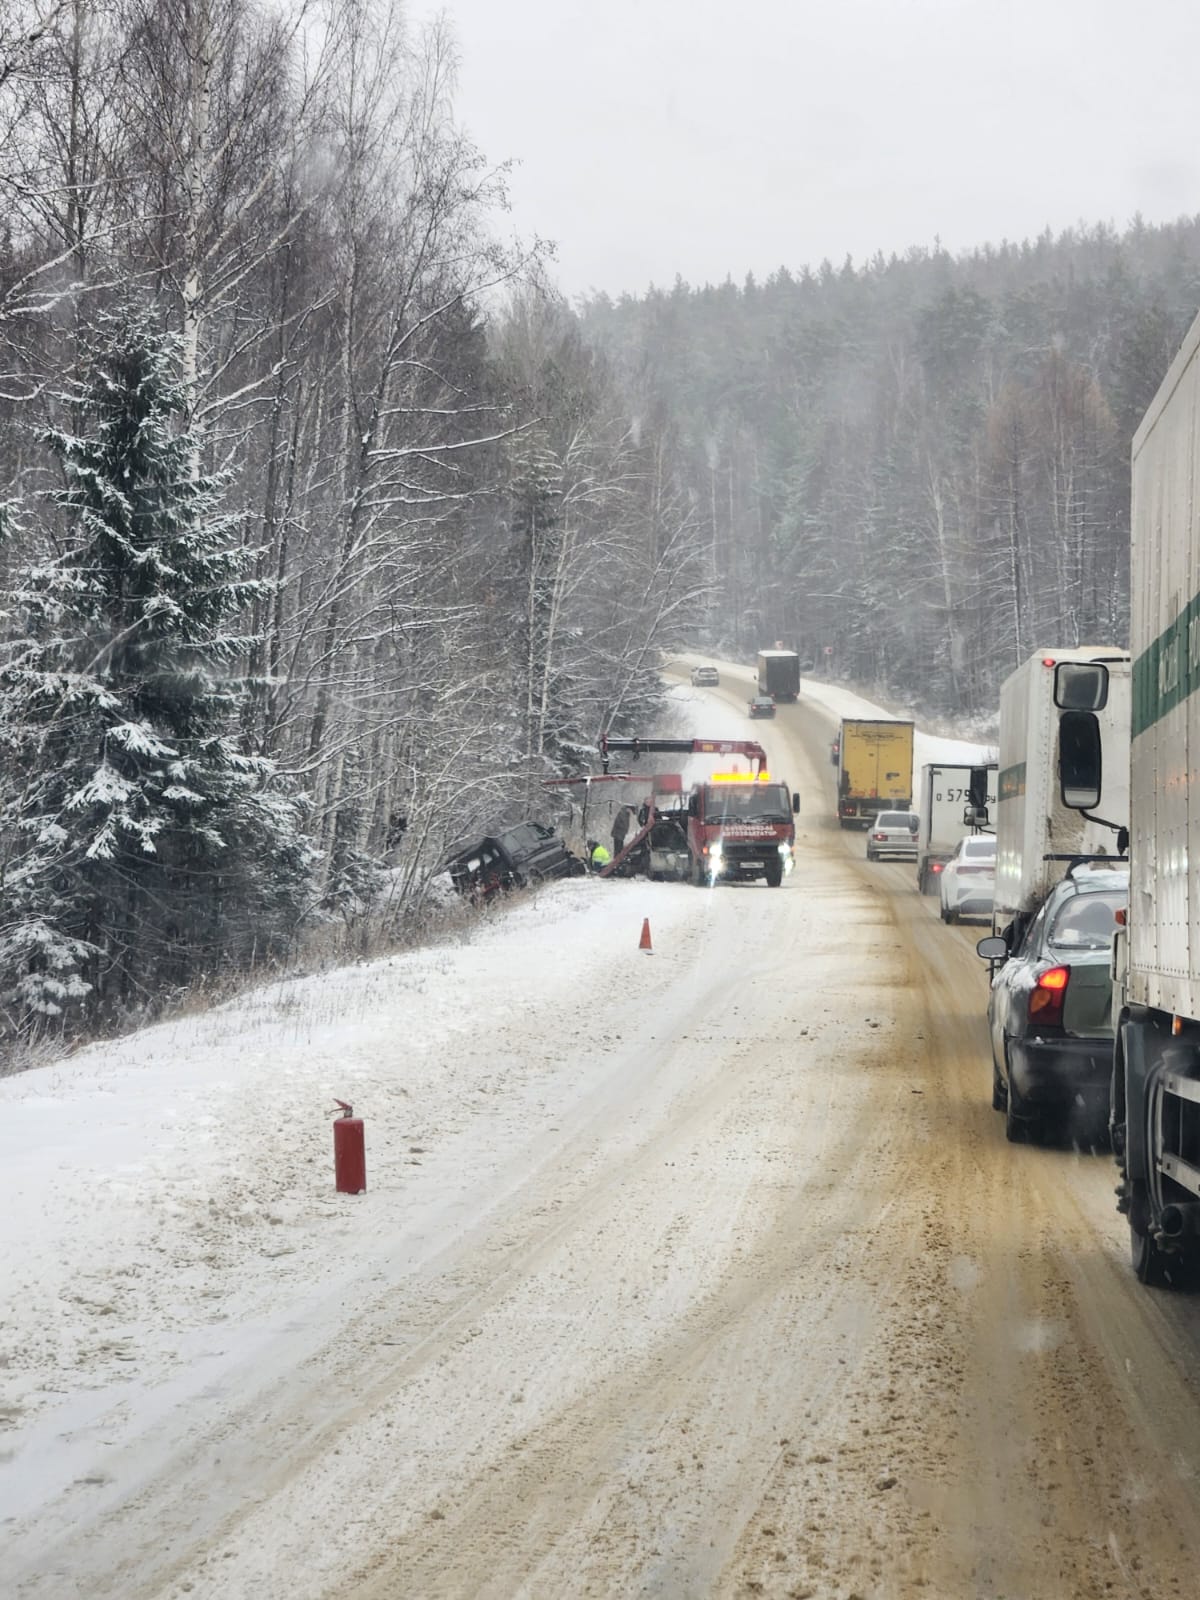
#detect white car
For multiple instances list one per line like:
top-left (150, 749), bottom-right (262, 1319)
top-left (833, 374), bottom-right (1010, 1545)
top-left (940, 835), bottom-right (996, 923)
top-left (691, 665), bottom-right (720, 687)
top-left (865, 811), bottom-right (919, 861)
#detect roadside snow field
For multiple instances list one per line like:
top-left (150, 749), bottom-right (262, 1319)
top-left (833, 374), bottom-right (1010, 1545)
top-left (0, 875), bottom-right (703, 1532)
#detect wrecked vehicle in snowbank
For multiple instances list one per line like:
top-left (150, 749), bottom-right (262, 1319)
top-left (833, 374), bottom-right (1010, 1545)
top-left (444, 822), bottom-right (582, 901)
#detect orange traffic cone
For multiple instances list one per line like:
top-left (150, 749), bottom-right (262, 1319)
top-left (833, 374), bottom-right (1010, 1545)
top-left (639, 917), bottom-right (653, 952)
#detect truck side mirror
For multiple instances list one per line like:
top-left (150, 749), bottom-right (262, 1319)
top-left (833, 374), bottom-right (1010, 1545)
top-left (963, 804), bottom-right (989, 827)
top-left (792, 792), bottom-right (801, 813)
top-left (967, 767), bottom-right (990, 813)
top-left (1059, 709), bottom-right (1103, 810)
top-left (1054, 661), bottom-right (1109, 711)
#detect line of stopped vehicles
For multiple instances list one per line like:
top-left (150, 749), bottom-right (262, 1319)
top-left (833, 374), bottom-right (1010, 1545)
top-left (848, 301), bottom-right (1200, 1293)
top-left (684, 655), bottom-right (1135, 1203)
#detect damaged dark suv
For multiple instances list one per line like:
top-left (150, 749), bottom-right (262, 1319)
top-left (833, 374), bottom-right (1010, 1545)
top-left (446, 821), bottom-right (580, 900)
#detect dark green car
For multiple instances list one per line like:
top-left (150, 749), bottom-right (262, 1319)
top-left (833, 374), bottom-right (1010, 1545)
top-left (978, 867), bottom-right (1127, 1144)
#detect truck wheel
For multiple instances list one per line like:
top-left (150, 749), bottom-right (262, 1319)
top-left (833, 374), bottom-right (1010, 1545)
top-left (1131, 1228), bottom-right (1173, 1287)
top-left (764, 860), bottom-right (783, 888)
top-left (1130, 1203), bottom-right (1175, 1288)
top-left (944, 907), bottom-right (958, 925)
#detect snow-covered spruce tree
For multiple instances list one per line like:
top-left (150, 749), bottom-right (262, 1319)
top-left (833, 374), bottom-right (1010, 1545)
top-left (0, 309), bottom-right (312, 1038)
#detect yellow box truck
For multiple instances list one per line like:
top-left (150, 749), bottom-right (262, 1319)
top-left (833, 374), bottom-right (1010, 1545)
top-left (836, 719), bottom-right (914, 828)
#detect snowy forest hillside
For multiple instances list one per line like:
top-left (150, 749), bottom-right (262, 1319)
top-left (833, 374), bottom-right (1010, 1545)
top-left (580, 219), bottom-right (1200, 713)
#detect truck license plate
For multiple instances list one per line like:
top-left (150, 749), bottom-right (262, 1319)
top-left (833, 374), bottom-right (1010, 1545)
top-left (742, 859), bottom-right (764, 869)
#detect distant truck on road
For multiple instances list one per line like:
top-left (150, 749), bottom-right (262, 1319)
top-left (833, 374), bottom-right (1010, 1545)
top-left (991, 649), bottom-right (1130, 950)
top-left (836, 719), bottom-right (914, 828)
top-left (756, 649), bottom-right (801, 703)
top-left (915, 762), bottom-right (997, 893)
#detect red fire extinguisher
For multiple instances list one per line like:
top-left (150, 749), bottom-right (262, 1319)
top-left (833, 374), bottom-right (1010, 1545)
top-left (332, 1099), bottom-right (366, 1194)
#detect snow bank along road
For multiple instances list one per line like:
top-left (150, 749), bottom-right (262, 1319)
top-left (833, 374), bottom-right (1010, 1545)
top-left (7, 677), bottom-right (1200, 1598)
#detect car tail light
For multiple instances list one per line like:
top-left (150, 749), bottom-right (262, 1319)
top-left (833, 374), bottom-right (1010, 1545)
top-left (873, 832), bottom-right (886, 841)
top-left (1029, 965), bottom-right (1070, 1027)
top-left (931, 862), bottom-right (944, 874)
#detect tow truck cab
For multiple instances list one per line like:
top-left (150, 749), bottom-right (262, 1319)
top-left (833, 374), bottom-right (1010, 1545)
top-left (688, 774), bottom-right (800, 887)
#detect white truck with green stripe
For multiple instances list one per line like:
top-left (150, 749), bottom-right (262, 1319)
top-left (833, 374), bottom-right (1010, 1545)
top-left (1112, 306), bottom-right (1200, 1286)
top-left (993, 649), bottom-right (1131, 950)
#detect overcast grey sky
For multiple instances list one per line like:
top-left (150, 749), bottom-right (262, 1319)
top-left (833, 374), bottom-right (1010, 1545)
top-left (421, 0), bottom-right (1200, 301)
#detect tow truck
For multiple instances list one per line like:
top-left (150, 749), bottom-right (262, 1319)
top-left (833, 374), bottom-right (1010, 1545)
top-left (596, 735), bottom-right (800, 887)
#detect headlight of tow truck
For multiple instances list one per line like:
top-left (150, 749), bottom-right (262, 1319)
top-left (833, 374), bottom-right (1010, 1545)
top-left (778, 842), bottom-right (794, 874)
top-left (709, 843), bottom-right (724, 865)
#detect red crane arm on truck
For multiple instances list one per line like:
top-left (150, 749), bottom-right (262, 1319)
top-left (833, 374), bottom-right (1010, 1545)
top-left (598, 734), bottom-right (768, 776)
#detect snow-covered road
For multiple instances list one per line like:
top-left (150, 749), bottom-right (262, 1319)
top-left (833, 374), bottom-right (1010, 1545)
top-left (5, 669), bottom-right (1200, 1599)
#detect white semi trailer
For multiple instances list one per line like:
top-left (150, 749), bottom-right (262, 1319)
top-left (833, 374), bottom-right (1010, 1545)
top-left (1111, 306), bottom-right (1200, 1285)
top-left (992, 649), bottom-right (1130, 950)
top-left (915, 762), bottom-right (997, 894)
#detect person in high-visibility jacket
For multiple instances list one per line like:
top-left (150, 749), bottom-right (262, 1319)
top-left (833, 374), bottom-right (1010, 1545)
top-left (588, 840), bottom-right (611, 872)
